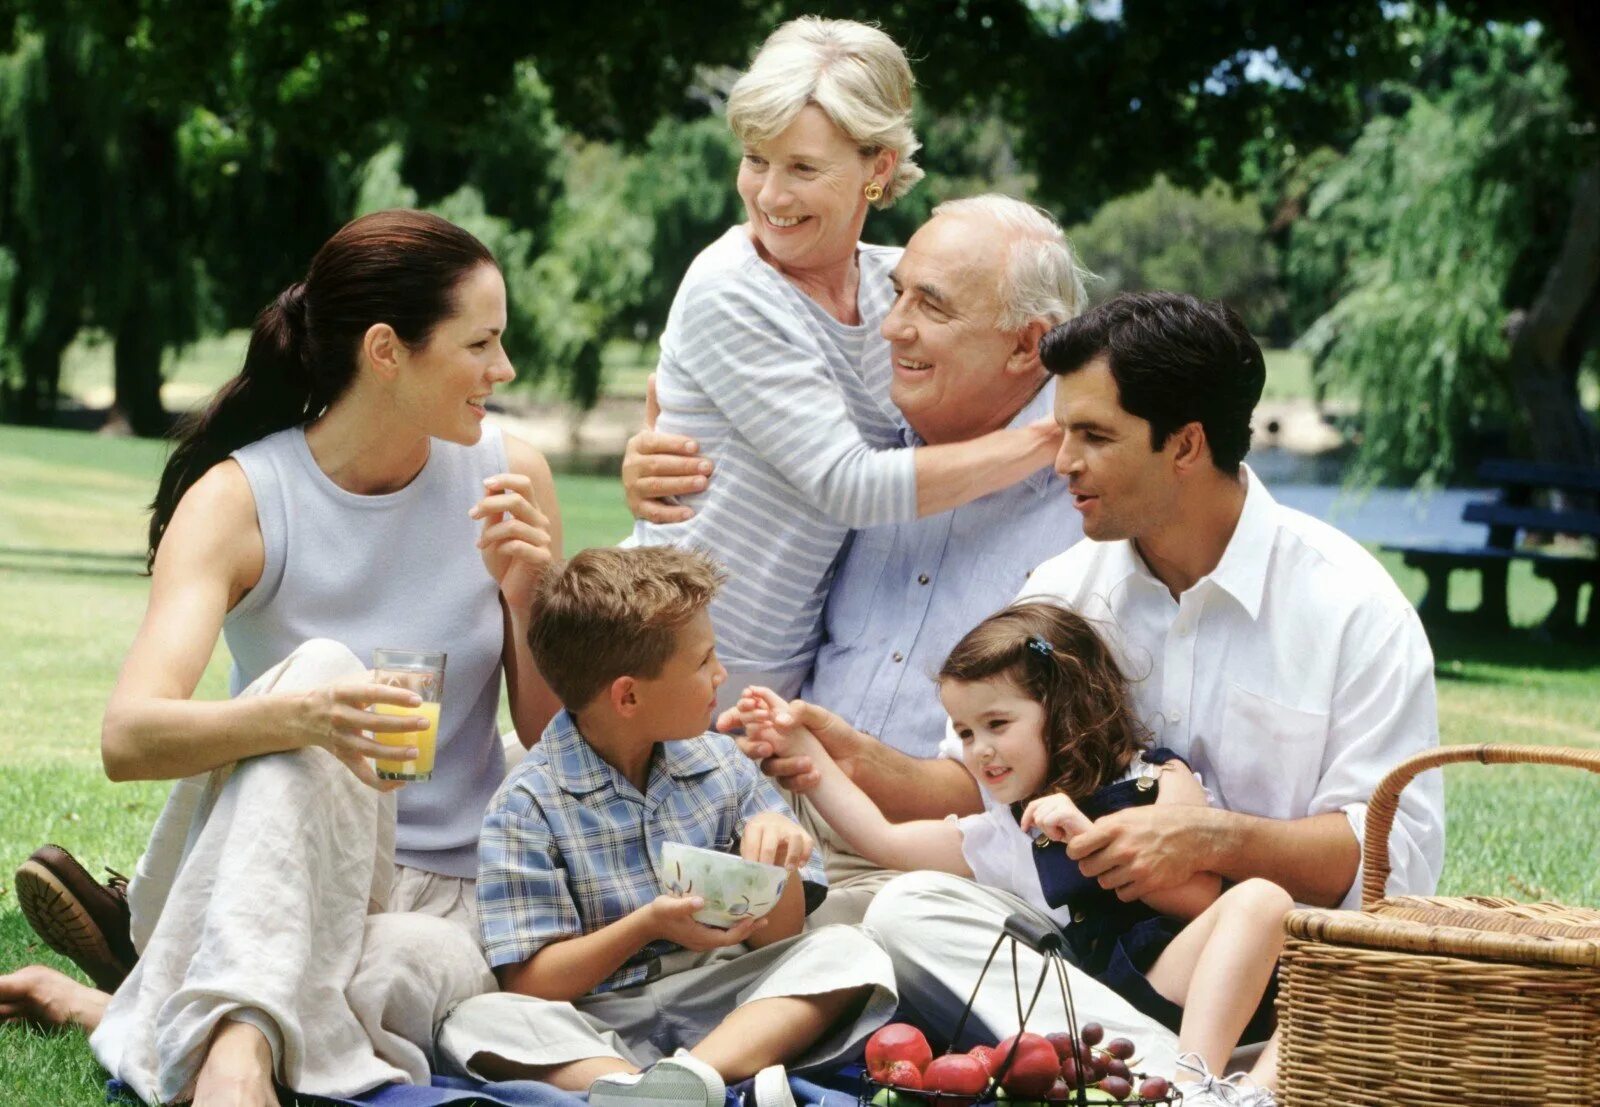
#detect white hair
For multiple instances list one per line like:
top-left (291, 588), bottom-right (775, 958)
top-left (726, 17), bottom-right (924, 208)
top-left (933, 194), bottom-right (1092, 330)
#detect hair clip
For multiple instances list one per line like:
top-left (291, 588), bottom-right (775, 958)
top-left (1026, 635), bottom-right (1055, 659)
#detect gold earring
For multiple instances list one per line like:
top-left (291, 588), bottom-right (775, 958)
top-left (863, 181), bottom-right (884, 203)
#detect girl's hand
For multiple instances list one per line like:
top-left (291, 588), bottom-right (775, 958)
top-left (1020, 792), bottom-right (1094, 842)
top-left (740, 811), bottom-right (814, 870)
top-left (470, 473), bottom-right (555, 615)
top-left (290, 683), bottom-right (428, 790)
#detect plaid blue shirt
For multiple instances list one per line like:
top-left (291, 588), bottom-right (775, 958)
top-left (476, 709), bottom-right (827, 993)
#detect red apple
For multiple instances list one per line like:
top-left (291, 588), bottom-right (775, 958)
top-left (885, 1060), bottom-right (923, 1090)
top-left (967, 1044), bottom-right (998, 1076)
top-left (865, 1023), bottom-right (933, 1081)
top-left (922, 1054), bottom-right (989, 1106)
top-left (992, 1032), bottom-right (1061, 1097)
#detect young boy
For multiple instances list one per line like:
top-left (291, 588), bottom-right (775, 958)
top-left (435, 547), bottom-right (897, 1107)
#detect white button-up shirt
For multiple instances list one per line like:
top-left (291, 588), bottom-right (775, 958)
top-left (1008, 467), bottom-right (1445, 909)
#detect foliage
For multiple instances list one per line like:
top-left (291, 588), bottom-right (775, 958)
top-left (1287, 19), bottom-right (1588, 484)
top-left (1065, 175), bottom-right (1280, 332)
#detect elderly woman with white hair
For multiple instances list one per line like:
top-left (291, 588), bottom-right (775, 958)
top-left (628, 17), bottom-right (1063, 703)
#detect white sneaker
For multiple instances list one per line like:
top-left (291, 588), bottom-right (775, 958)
top-left (752, 1063), bottom-right (797, 1106)
top-left (1174, 1052), bottom-right (1243, 1106)
top-left (588, 1052), bottom-right (726, 1106)
top-left (1229, 1080), bottom-right (1279, 1106)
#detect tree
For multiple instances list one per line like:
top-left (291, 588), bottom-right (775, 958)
top-left (1067, 175), bottom-right (1280, 332)
top-left (1288, 15), bottom-right (1595, 481)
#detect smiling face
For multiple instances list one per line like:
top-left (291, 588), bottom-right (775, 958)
top-left (736, 104), bottom-right (888, 277)
top-left (396, 263), bottom-right (514, 446)
top-left (1052, 356), bottom-right (1184, 541)
top-left (942, 676), bottom-right (1051, 806)
top-left (883, 213), bottom-right (1037, 443)
top-left (630, 609), bottom-right (728, 742)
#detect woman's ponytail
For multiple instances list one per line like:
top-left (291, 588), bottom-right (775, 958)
top-left (144, 209), bottom-right (496, 570)
top-left (146, 282), bottom-right (317, 568)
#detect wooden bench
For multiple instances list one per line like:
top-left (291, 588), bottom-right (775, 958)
top-left (1384, 460), bottom-right (1600, 635)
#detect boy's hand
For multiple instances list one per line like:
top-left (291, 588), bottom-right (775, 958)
top-left (740, 811), bottom-right (814, 870)
top-left (1020, 792), bottom-right (1094, 843)
top-left (646, 894), bottom-right (766, 951)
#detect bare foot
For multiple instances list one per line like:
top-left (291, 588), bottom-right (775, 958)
top-left (192, 1019), bottom-right (279, 1107)
top-left (0, 964), bottom-right (109, 1030)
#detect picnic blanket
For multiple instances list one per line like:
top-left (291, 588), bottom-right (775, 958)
top-left (108, 1064), bottom-right (870, 1105)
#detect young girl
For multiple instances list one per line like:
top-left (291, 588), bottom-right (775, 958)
top-left (735, 601), bottom-right (1289, 1107)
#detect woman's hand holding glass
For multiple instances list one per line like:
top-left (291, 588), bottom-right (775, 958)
top-left (470, 471), bottom-right (555, 616)
top-left (290, 682), bottom-right (429, 791)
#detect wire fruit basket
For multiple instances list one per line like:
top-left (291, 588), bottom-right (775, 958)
top-left (859, 912), bottom-right (1182, 1105)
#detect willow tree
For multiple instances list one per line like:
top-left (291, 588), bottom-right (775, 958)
top-left (1289, 17), bottom-right (1596, 482)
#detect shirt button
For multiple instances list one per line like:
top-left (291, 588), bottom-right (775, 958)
top-left (917, 573), bottom-right (930, 585)
top-left (892, 651), bottom-right (904, 663)
top-left (1169, 711), bottom-right (1183, 724)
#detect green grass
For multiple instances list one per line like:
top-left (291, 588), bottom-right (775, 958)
top-left (2, 424), bottom-right (1598, 1104)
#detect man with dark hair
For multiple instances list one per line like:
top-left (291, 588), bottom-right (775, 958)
top-left (753, 291), bottom-right (1444, 1084)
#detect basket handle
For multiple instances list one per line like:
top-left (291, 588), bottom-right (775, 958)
top-left (1003, 911), bottom-right (1066, 955)
top-left (1362, 744), bottom-right (1600, 909)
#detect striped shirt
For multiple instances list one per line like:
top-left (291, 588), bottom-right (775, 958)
top-left (475, 709), bottom-right (826, 993)
top-left (632, 226), bottom-right (914, 682)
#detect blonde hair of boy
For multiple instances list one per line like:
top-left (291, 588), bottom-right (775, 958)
top-left (528, 546), bottom-right (726, 711)
top-left (726, 16), bottom-right (924, 207)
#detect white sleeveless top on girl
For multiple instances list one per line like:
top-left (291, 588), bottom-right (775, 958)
top-left (227, 425), bottom-right (508, 878)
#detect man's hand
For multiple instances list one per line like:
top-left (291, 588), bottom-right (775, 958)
top-left (740, 811), bottom-right (814, 870)
top-left (1067, 804), bottom-right (1219, 903)
top-left (645, 894), bottom-right (766, 951)
top-left (1020, 793), bottom-right (1094, 842)
top-left (621, 375), bottom-right (713, 524)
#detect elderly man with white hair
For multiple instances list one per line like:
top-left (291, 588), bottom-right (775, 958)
top-left (628, 192), bottom-right (1091, 926)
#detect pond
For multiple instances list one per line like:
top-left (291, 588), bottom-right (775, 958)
top-left (1250, 448), bottom-right (1483, 546)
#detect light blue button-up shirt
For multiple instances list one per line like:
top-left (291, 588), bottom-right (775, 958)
top-left (802, 380), bottom-right (1084, 757)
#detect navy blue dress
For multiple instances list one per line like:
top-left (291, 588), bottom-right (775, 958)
top-left (1024, 748), bottom-right (1278, 1041)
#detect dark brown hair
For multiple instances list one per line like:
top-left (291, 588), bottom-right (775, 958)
top-left (147, 209), bottom-right (497, 568)
top-left (939, 601), bottom-right (1148, 804)
top-left (528, 546), bottom-right (726, 711)
top-left (1039, 290), bottom-right (1264, 474)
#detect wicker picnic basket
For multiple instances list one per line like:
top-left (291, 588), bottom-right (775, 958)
top-left (1277, 745), bottom-right (1600, 1106)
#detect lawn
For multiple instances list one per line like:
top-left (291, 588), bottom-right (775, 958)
top-left (2, 424), bottom-right (1598, 1106)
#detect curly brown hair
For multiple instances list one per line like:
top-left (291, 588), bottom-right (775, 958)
top-left (938, 601), bottom-right (1149, 805)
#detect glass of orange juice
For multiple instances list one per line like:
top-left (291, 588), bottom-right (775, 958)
top-left (371, 648), bottom-right (445, 782)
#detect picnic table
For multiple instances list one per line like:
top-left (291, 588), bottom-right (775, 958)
top-left (1384, 459), bottom-right (1600, 635)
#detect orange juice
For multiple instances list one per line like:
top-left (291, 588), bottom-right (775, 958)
top-left (372, 701), bottom-right (440, 781)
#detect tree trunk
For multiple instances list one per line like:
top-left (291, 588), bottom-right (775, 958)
top-left (111, 299), bottom-right (170, 437)
top-left (1506, 158), bottom-right (1600, 468)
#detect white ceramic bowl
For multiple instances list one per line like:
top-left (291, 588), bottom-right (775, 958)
top-left (657, 841), bottom-right (789, 929)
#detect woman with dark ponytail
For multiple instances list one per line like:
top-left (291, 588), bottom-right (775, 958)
top-left (3, 210), bottom-right (563, 1105)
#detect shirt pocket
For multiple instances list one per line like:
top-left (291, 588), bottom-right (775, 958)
top-left (821, 529), bottom-right (894, 649)
top-left (1219, 683), bottom-right (1330, 821)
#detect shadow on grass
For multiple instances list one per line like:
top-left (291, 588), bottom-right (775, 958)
top-left (1426, 618), bottom-right (1600, 677)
